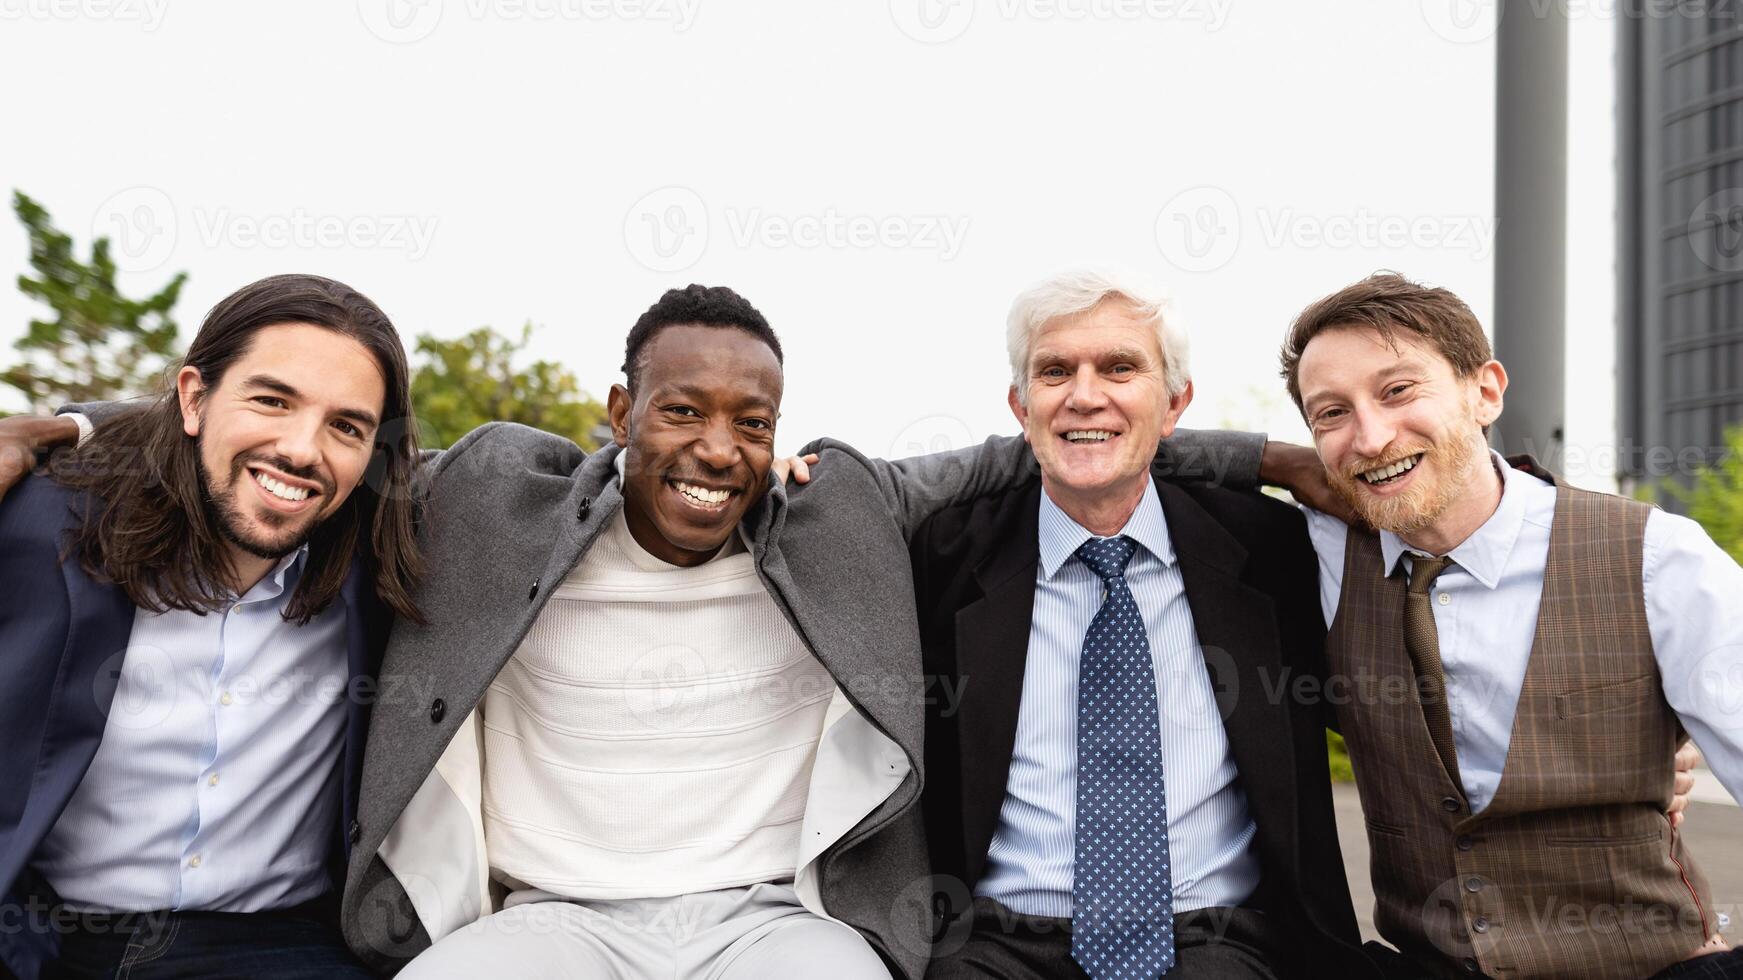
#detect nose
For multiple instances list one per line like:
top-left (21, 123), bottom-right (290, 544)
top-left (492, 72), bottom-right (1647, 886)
top-left (1348, 404), bottom-right (1396, 461)
top-left (1062, 364), bottom-right (1109, 415)
top-left (273, 413), bottom-right (325, 472)
top-left (690, 418), bottom-right (741, 473)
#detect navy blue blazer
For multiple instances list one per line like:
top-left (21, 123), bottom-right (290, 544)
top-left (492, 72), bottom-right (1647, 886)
top-left (0, 473), bottom-right (389, 980)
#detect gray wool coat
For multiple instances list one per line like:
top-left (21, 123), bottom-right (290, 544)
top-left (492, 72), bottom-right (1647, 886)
top-left (317, 421), bottom-right (1258, 978)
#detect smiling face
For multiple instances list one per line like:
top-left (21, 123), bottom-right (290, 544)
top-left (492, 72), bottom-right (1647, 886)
top-left (609, 323), bottom-right (783, 567)
top-left (180, 322), bottom-right (386, 571)
top-left (1010, 297), bottom-right (1192, 510)
top-left (1296, 324), bottom-right (1505, 538)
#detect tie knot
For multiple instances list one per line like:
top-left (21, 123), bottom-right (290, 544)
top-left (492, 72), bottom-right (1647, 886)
top-left (1406, 554), bottom-right (1454, 594)
top-left (1076, 535), bottom-right (1138, 583)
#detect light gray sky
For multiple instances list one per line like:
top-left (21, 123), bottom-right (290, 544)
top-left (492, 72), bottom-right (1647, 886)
top-left (0, 0), bottom-right (1620, 487)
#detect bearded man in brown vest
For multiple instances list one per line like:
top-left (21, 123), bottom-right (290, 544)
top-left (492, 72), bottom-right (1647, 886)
top-left (1271, 273), bottom-right (1741, 980)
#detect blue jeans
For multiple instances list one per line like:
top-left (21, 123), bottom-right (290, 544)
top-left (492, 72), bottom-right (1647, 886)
top-left (42, 902), bottom-right (374, 980)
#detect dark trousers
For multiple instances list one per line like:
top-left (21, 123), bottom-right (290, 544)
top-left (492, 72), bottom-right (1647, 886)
top-left (926, 897), bottom-right (1287, 980)
top-left (41, 900), bottom-right (373, 980)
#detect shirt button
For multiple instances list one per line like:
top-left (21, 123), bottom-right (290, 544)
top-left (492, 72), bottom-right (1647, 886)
top-left (207, 774), bottom-right (220, 787)
top-left (1438, 592), bottom-right (1451, 605)
top-left (188, 854), bottom-right (202, 869)
top-left (219, 692), bottom-right (233, 706)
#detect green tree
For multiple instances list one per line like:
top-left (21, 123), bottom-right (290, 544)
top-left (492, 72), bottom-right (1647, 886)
top-left (1664, 424), bottom-right (1743, 563)
top-left (5, 191), bottom-right (187, 413)
top-left (411, 323), bottom-right (608, 449)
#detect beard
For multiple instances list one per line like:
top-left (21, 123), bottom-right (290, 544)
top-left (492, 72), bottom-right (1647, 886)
top-left (201, 446), bottom-right (329, 562)
top-left (1328, 408), bottom-right (1485, 538)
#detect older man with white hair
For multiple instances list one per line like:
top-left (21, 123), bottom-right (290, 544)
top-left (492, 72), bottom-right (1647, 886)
top-left (907, 268), bottom-right (1377, 980)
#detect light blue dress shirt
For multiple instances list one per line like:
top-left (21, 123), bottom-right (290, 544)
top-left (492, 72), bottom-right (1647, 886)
top-left (1304, 451), bottom-right (1743, 812)
top-left (976, 477), bottom-right (1263, 917)
top-left (34, 546), bottom-right (350, 913)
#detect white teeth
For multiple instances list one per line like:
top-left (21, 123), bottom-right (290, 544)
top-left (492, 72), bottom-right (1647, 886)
top-left (1064, 430), bottom-right (1115, 443)
top-left (1360, 454), bottom-right (1422, 484)
top-left (254, 470), bottom-right (310, 502)
top-left (674, 481), bottom-right (731, 505)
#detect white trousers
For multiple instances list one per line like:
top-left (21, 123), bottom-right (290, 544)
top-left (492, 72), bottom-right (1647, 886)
top-left (397, 882), bottom-right (891, 980)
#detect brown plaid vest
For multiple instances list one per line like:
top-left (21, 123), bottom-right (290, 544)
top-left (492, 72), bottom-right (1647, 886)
top-left (1327, 476), bottom-right (1714, 979)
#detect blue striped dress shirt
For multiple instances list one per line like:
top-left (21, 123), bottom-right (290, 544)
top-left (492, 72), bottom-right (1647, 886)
top-left (975, 477), bottom-right (1263, 917)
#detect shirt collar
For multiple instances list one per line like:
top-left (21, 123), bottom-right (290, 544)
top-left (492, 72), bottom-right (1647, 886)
top-left (1038, 475), bottom-right (1176, 580)
top-left (1378, 450), bottom-right (1537, 589)
top-left (241, 543), bottom-right (311, 604)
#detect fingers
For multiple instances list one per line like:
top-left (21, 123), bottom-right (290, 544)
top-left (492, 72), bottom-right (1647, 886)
top-left (0, 442), bottom-right (31, 504)
top-left (1674, 770), bottom-right (1695, 798)
top-left (1675, 742), bottom-right (1703, 773)
top-left (792, 455), bottom-right (812, 485)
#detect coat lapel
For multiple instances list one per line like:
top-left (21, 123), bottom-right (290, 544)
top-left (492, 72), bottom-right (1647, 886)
top-left (953, 483), bottom-right (1042, 887)
top-left (1152, 481), bottom-right (1299, 865)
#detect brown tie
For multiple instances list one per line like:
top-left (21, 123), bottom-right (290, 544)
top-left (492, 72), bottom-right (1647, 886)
top-left (1404, 554), bottom-right (1462, 791)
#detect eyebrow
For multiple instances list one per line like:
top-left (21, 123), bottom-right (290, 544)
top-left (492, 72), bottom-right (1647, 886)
top-left (1031, 346), bottom-right (1153, 365)
top-left (656, 382), bottom-right (778, 413)
top-left (241, 374), bottom-right (381, 429)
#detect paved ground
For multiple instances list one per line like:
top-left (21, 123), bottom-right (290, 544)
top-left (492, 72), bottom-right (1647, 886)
top-left (1331, 783), bottom-right (1743, 943)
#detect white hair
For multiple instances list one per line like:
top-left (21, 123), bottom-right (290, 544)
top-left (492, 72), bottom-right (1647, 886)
top-left (1005, 266), bottom-right (1191, 406)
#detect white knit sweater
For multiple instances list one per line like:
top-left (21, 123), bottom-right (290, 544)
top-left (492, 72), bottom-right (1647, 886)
top-left (479, 509), bottom-right (835, 899)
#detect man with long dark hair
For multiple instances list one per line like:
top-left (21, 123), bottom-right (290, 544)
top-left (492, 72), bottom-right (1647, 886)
top-left (0, 274), bottom-right (423, 979)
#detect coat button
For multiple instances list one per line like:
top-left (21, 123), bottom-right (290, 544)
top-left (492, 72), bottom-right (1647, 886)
top-left (430, 698), bottom-right (446, 723)
top-left (577, 496), bottom-right (592, 520)
top-left (528, 579), bottom-right (540, 601)
top-left (1472, 916), bottom-right (1490, 933)
top-left (1442, 796), bottom-right (1462, 813)
top-left (348, 820), bottom-right (362, 845)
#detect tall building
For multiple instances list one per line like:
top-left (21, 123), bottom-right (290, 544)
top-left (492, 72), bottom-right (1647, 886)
top-left (1618, 6), bottom-right (1743, 494)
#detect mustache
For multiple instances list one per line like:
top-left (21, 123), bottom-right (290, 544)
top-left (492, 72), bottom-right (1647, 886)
top-left (1338, 446), bottom-right (1430, 481)
top-left (231, 451), bottom-right (333, 498)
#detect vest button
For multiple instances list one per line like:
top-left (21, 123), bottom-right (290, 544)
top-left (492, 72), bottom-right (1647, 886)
top-left (1463, 958), bottom-right (1481, 973)
top-left (430, 698), bottom-right (447, 723)
top-left (1456, 835), bottom-right (1475, 851)
top-left (1465, 876), bottom-right (1484, 893)
top-left (1442, 796), bottom-right (1462, 813)
top-left (1472, 916), bottom-right (1490, 933)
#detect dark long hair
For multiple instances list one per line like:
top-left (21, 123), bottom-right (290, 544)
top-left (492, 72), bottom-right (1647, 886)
top-left (50, 274), bottom-right (425, 625)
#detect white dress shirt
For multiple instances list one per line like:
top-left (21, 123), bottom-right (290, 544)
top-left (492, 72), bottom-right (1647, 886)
top-left (976, 476), bottom-right (1262, 917)
top-left (1304, 451), bottom-right (1743, 811)
top-left (34, 546), bottom-right (350, 912)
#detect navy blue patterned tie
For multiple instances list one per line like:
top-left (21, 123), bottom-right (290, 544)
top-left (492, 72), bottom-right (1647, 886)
top-left (1072, 535), bottom-right (1174, 980)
